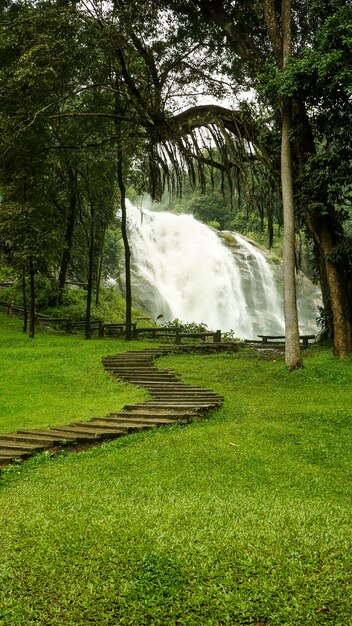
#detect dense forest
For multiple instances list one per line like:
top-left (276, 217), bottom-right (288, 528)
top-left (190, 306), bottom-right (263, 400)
top-left (0, 0), bottom-right (351, 367)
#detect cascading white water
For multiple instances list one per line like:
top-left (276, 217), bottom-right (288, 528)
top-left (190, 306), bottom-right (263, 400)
top-left (116, 203), bottom-right (320, 339)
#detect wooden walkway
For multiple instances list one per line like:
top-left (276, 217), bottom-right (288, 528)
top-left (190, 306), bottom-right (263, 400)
top-left (0, 343), bottom-right (238, 469)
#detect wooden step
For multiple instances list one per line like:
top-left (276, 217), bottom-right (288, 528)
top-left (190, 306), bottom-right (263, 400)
top-left (121, 402), bottom-right (211, 411)
top-left (92, 417), bottom-right (178, 427)
top-left (17, 429), bottom-right (96, 441)
top-left (0, 433), bottom-right (60, 446)
top-left (116, 374), bottom-right (177, 380)
top-left (106, 366), bottom-right (175, 372)
top-left (124, 403), bottom-right (217, 410)
top-left (106, 366), bottom-right (154, 370)
top-left (72, 421), bottom-right (156, 433)
top-left (0, 440), bottom-right (45, 451)
top-left (52, 426), bottom-right (128, 437)
top-left (149, 390), bottom-right (221, 396)
top-left (0, 449), bottom-right (32, 457)
top-left (145, 403), bottom-right (220, 410)
top-left (151, 395), bottom-right (221, 401)
top-left (110, 410), bottom-right (194, 418)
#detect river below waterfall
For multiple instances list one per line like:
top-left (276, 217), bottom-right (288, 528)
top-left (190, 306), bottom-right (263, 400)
top-left (114, 204), bottom-right (321, 339)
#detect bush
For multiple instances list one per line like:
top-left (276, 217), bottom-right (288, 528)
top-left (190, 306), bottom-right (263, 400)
top-left (161, 318), bottom-right (209, 333)
top-left (161, 319), bottom-right (240, 343)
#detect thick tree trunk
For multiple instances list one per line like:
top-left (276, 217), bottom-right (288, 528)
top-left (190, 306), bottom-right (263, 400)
top-left (58, 167), bottom-right (77, 304)
top-left (281, 98), bottom-right (303, 369)
top-left (294, 103), bottom-right (352, 356)
top-left (307, 214), bottom-right (352, 357)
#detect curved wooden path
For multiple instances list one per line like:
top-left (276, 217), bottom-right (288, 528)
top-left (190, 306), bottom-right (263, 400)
top-left (0, 343), bottom-right (237, 469)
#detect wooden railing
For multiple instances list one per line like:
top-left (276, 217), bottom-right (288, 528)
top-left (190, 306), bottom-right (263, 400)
top-left (1, 301), bottom-right (317, 347)
top-left (133, 326), bottom-right (222, 343)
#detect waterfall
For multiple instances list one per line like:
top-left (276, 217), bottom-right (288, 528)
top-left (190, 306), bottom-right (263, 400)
top-left (115, 203), bottom-right (320, 339)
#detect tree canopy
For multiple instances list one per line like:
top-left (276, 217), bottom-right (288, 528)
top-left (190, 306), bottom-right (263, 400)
top-left (0, 0), bottom-right (351, 357)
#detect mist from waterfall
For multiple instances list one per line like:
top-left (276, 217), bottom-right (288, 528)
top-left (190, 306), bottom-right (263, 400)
top-left (116, 203), bottom-right (320, 339)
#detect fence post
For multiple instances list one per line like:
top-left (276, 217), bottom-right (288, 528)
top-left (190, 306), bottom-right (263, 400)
top-left (214, 330), bottom-right (221, 343)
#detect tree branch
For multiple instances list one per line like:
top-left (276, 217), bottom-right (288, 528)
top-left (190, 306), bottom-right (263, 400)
top-left (47, 112), bottom-right (129, 120)
top-left (195, 0), bottom-right (261, 61)
top-left (172, 104), bottom-right (253, 139)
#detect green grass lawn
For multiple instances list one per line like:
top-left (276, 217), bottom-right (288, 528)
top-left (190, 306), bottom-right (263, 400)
top-left (1, 314), bottom-right (352, 625)
top-left (0, 313), bottom-right (149, 433)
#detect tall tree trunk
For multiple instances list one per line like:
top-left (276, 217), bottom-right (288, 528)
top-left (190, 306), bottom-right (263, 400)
top-left (85, 168), bottom-right (95, 340)
top-left (117, 147), bottom-right (132, 340)
top-left (114, 85), bottom-right (132, 341)
top-left (28, 258), bottom-right (35, 339)
top-left (58, 166), bottom-right (77, 304)
top-left (85, 218), bottom-right (94, 340)
top-left (22, 272), bottom-right (27, 333)
top-left (263, 0), bottom-right (302, 368)
top-left (281, 96), bottom-right (302, 369)
top-left (95, 226), bottom-right (106, 306)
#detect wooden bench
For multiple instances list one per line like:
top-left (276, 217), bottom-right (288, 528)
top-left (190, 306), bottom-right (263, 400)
top-left (257, 335), bottom-right (285, 344)
top-left (257, 334), bottom-right (316, 347)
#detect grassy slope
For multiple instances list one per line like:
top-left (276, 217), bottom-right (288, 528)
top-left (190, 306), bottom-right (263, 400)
top-left (0, 314), bottom-right (149, 433)
top-left (1, 316), bottom-right (352, 625)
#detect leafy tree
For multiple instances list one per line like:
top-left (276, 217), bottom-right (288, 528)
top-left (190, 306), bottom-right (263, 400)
top-left (2, 0), bottom-right (350, 360)
top-left (154, 0), bottom-right (352, 359)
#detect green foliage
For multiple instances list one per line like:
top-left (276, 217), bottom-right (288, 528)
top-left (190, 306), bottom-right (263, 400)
top-left (101, 226), bottom-right (122, 281)
top-left (161, 318), bottom-right (239, 342)
top-left (44, 286), bottom-right (149, 324)
top-left (316, 305), bottom-right (333, 339)
top-left (0, 279), bottom-right (151, 325)
top-left (157, 164), bottom-right (283, 251)
top-left (1, 275), bottom-right (63, 312)
top-left (0, 262), bottom-right (16, 282)
top-left (207, 219), bottom-right (221, 230)
top-left (161, 318), bottom-right (210, 333)
top-left (44, 288), bottom-right (93, 320)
